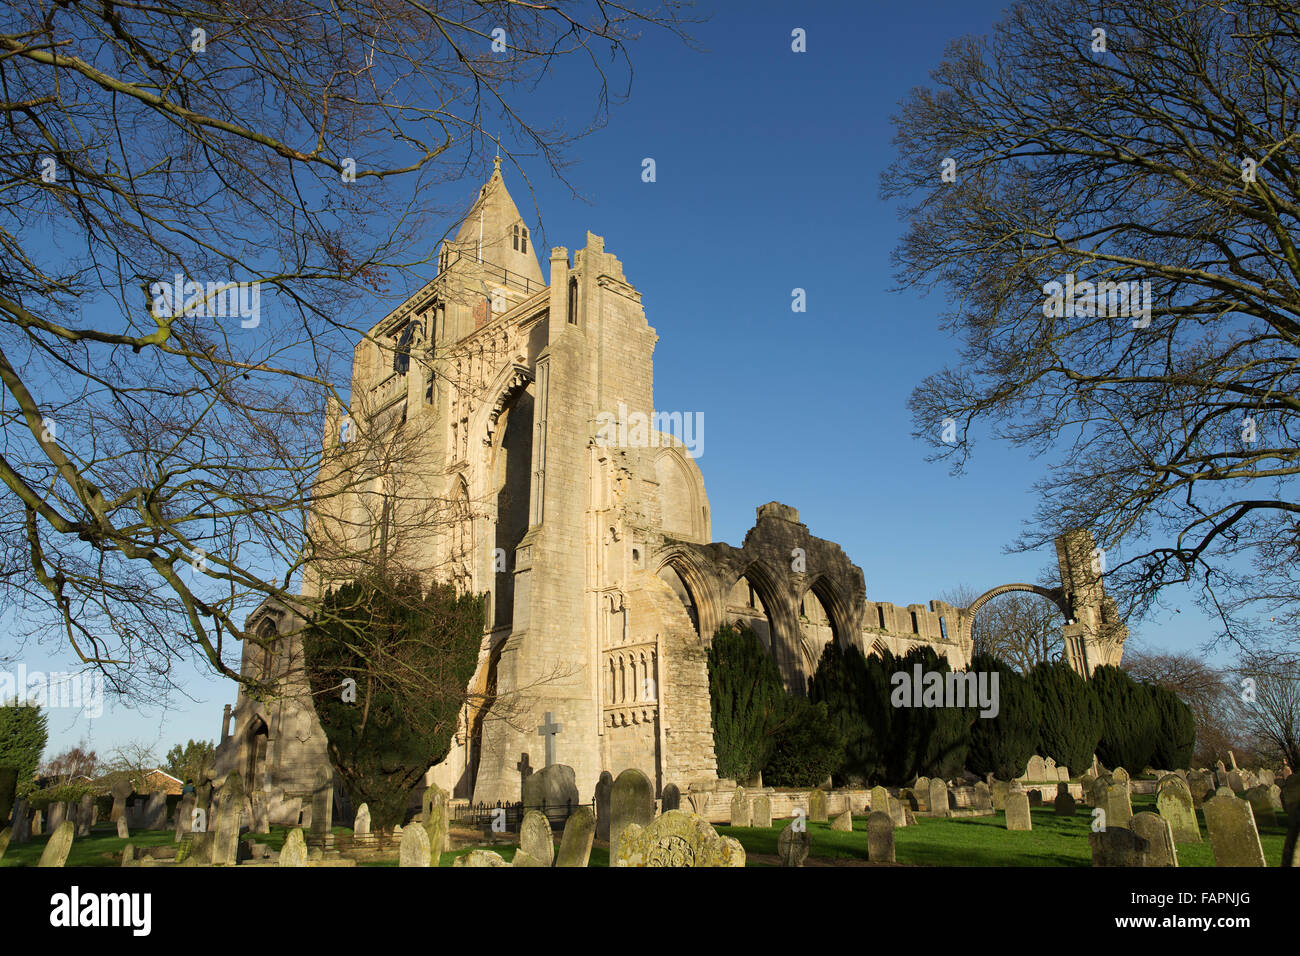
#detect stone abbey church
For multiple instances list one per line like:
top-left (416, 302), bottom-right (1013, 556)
top-left (212, 163), bottom-right (1128, 822)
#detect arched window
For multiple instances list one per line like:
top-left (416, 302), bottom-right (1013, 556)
top-left (567, 277), bottom-right (578, 325)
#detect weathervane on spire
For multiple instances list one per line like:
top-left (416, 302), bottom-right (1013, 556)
top-left (493, 134), bottom-right (501, 175)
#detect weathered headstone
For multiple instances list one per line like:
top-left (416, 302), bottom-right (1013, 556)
top-left (32, 809), bottom-right (42, 836)
top-left (808, 789), bottom-right (829, 823)
top-left (522, 763), bottom-right (579, 817)
top-left (38, 820), bottom-right (75, 867)
top-left (1004, 790), bottom-right (1032, 831)
top-left (121, 843), bottom-right (134, 866)
top-left (594, 770), bottom-right (613, 842)
top-left (47, 801), bottom-right (66, 832)
top-left (614, 810), bottom-right (744, 867)
top-left (912, 777), bottom-right (930, 812)
top-left (831, 809), bottom-right (852, 832)
top-left (211, 771), bottom-right (245, 865)
top-left (991, 779), bottom-right (1009, 811)
top-left (1054, 782), bottom-right (1076, 817)
top-left (520, 809), bottom-right (555, 867)
top-left (1131, 811), bottom-right (1178, 867)
top-left (1156, 776), bottom-right (1200, 843)
top-left (143, 790), bottom-right (168, 830)
top-left (1283, 774), bottom-right (1300, 817)
top-left (77, 794), bottom-right (95, 836)
top-left (888, 795), bottom-right (908, 828)
top-left (1243, 785), bottom-right (1281, 829)
top-left (1112, 766), bottom-right (1130, 787)
top-left (353, 803), bottom-right (371, 838)
top-left (777, 822), bottom-right (810, 866)
top-left (1203, 790), bottom-right (1266, 867)
top-left (661, 783), bottom-right (681, 812)
top-left (10, 798), bottom-right (30, 843)
top-left (729, 785), bottom-right (751, 827)
top-left (117, 816), bottom-right (130, 839)
top-left (399, 822), bottom-right (432, 866)
top-left (556, 806), bottom-right (595, 867)
top-left (1026, 755), bottom-right (1047, 781)
top-left (1099, 781), bottom-right (1133, 829)
top-left (109, 780), bottom-right (132, 822)
top-left (973, 781), bottom-right (993, 813)
top-left (310, 772), bottom-right (334, 847)
top-left (870, 785), bottom-right (890, 815)
top-left (0, 827), bottom-right (10, 863)
top-left (866, 811), bottom-right (895, 863)
top-left (454, 848), bottom-right (510, 867)
top-left (173, 792), bottom-right (196, 843)
top-left (1187, 770), bottom-right (1215, 806)
top-left (927, 778), bottom-right (949, 817)
top-left (280, 828), bottom-right (308, 866)
top-left (750, 793), bottom-right (772, 828)
top-left (1227, 769), bottom-right (1246, 794)
top-left (611, 768), bottom-right (656, 857)
top-left (1258, 769), bottom-right (1275, 787)
top-left (1089, 826), bottom-right (1147, 866)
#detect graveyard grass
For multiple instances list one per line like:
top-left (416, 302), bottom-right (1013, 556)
top-left (2, 794), bottom-right (1286, 866)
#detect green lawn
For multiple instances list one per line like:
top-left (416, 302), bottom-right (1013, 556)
top-left (3, 794), bottom-right (1287, 867)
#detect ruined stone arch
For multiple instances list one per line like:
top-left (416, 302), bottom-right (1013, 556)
top-left (652, 548), bottom-right (720, 641)
top-left (959, 582), bottom-right (1072, 645)
top-left (652, 444), bottom-right (709, 543)
top-left (725, 560), bottom-right (801, 690)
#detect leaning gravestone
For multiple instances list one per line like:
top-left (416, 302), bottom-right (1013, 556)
top-left (422, 784), bottom-right (448, 860)
top-left (777, 822), bottom-right (810, 867)
top-left (38, 820), bottom-right (76, 867)
top-left (831, 809), bottom-right (853, 832)
top-left (1005, 790), bottom-right (1032, 831)
top-left (751, 793), bottom-right (772, 829)
top-left (1227, 770), bottom-right (1246, 793)
top-left (1131, 811), bottom-right (1178, 867)
top-left (280, 828), bottom-right (308, 867)
top-left (117, 816), bottom-right (130, 839)
top-left (808, 789), bottom-right (829, 823)
top-left (615, 810), bottom-right (745, 867)
top-left (399, 823), bottom-right (432, 867)
top-left (611, 769), bottom-right (656, 858)
top-left (1187, 770), bottom-right (1215, 806)
top-left (454, 849), bottom-right (509, 867)
top-left (1203, 789), bottom-right (1266, 867)
top-left (866, 811), bottom-right (895, 863)
top-left (1090, 826), bottom-right (1147, 866)
top-left (520, 809), bottom-right (555, 867)
top-left (729, 786), bottom-right (751, 827)
top-left (1156, 777), bottom-right (1201, 843)
top-left (211, 771), bottom-right (245, 865)
top-left (1054, 783), bottom-right (1077, 817)
top-left (1242, 785), bottom-right (1281, 829)
top-left (594, 770), bottom-right (613, 842)
top-left (661, 783), bottom-right (681, 812)
top-left (973, 781), bottom-right (994, 813)
top-left (556, 806), bottom-right (595, 867)
top-left (927, 778), bottom-right (950, 818)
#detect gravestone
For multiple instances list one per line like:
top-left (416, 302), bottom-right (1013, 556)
top-left (594, 770), bottom-right (613, 842)
top-left (927, 778), bottom-right (949, 817)
top-left (77, 794), bottom-right (95, 836)
top-left (1089, 826), bottom-right (1147, 867)
top-left (1284, 804), bottom-right (1299, 868)
top-left (280, 828), bottom-right (308, 866)
top-left (512, 849), bottom-right (547, 867)
top-left (866, 811), bottom-right (895, 863)
top-left (556, 806), bottom-right (595, 867)
top-left (423, 786), bottom-right (448, 861)
top-left (1054, 782), bottom-right (1076, 816)
top-left (1112, 766), bottom-right (1130, 787)
top-left (121, 843), bottom-right (134, 866)
top-left (173, 793), bottom-right (196, 842)
top-left (32, 809), bottom-right (43, 836)
top-left (1227, 770), bottom-right (1246, 793)
top-left (1203, 790), bottom-right (1266, 867)
top-left (1187, 770), bottom-right (1215, 806)
top-left (37, 820), bottom-right (75, 867)
top-left (912, 777), bottom-right (930, 812)
top-left (211, 771), bottom-right (245, 865)
top-left (991, 780), bottom-right (1009, 811)
top-left (117, 816), bottom-right (130, 839)
top-left (522, 763), bottom-right (579, 816)
top-left (973, 781), bottom-right (993, 813)
top-left (888, 796), bottom-right (908, 828)
top-left (520, 809), bottom-right (555, 867)
top-left (611, 768), bottom-right (656, 858)
top-left (1156, 777), bottom-right (1200, 843)
top-left (869, 785), bottom-right (890, 815)
top-left (310, 772), bottom-right (334, 847)
top-left (11, 799), bottom-right (30, 843)
top-left (831, 809), bottom-right (853, 832)
top-left (250, 790), bottom-right (269, 834)
top-left (1131, 811), bottom-right (1178, 867)
top-left (1004, 790), bottom-right (1032, 831)
top-left (143, 791), bottom-right (168, 830)
top-left (1028, 789), bottom-right (1043, 807)
top-left (1100, 782), bottom-right (1133, 829)
top-left (47, 801), bottom-right (66, 831)
top-left (399, 823), bottom-right (432, 866)
top-left (0, 827), bottom-right (10, 863)
top-left (1258, 769), bottom-right (1275, 787)
top-left (661, 783), bottom-right (681, 813)
top-left (1026, 755), bottom-right (1047, 781)
top-left (777, 822), bottom-right (810, 866)
top-left (1283, 774), bottom-right (1300, 816)
top-left (353, 803), bottom-right (371, 838)
top-left (808, 789), bottom-right (828, 823)
top-left (614, 810), bottom-right (745, 867)
top-left (751, 793), bottom-right (772, 829)
top-left (729, 786), bottom-right (751, 827)
top-left (1243, 785), bottom-right (1281, 829)
top-left (454, 849), bottom-right (510, 867)
top-left (109, 780), bottom-right (132, 822)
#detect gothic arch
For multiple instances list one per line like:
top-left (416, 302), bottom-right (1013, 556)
top-left (960, 583), bottom-right (1072, 644)
top-left (725, 560), bottom-right (800, 688)
top-left (652, 548), bottom-right (720, 640)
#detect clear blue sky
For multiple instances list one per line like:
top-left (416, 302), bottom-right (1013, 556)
top-left (19, 0), bottom-right (1218, 761)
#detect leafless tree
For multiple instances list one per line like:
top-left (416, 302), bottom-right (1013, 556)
top-left (0, 1), bottom-right (698, 707)
top-left (1236, 651), bottom-right (1300, 769)
top-left (885, 0), bottom-right (1300, 664)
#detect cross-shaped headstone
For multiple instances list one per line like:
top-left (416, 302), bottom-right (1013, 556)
top-left (537, 712), bottom-right (563, 767)
top-left (517, 753), bottom-right (533, 788)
